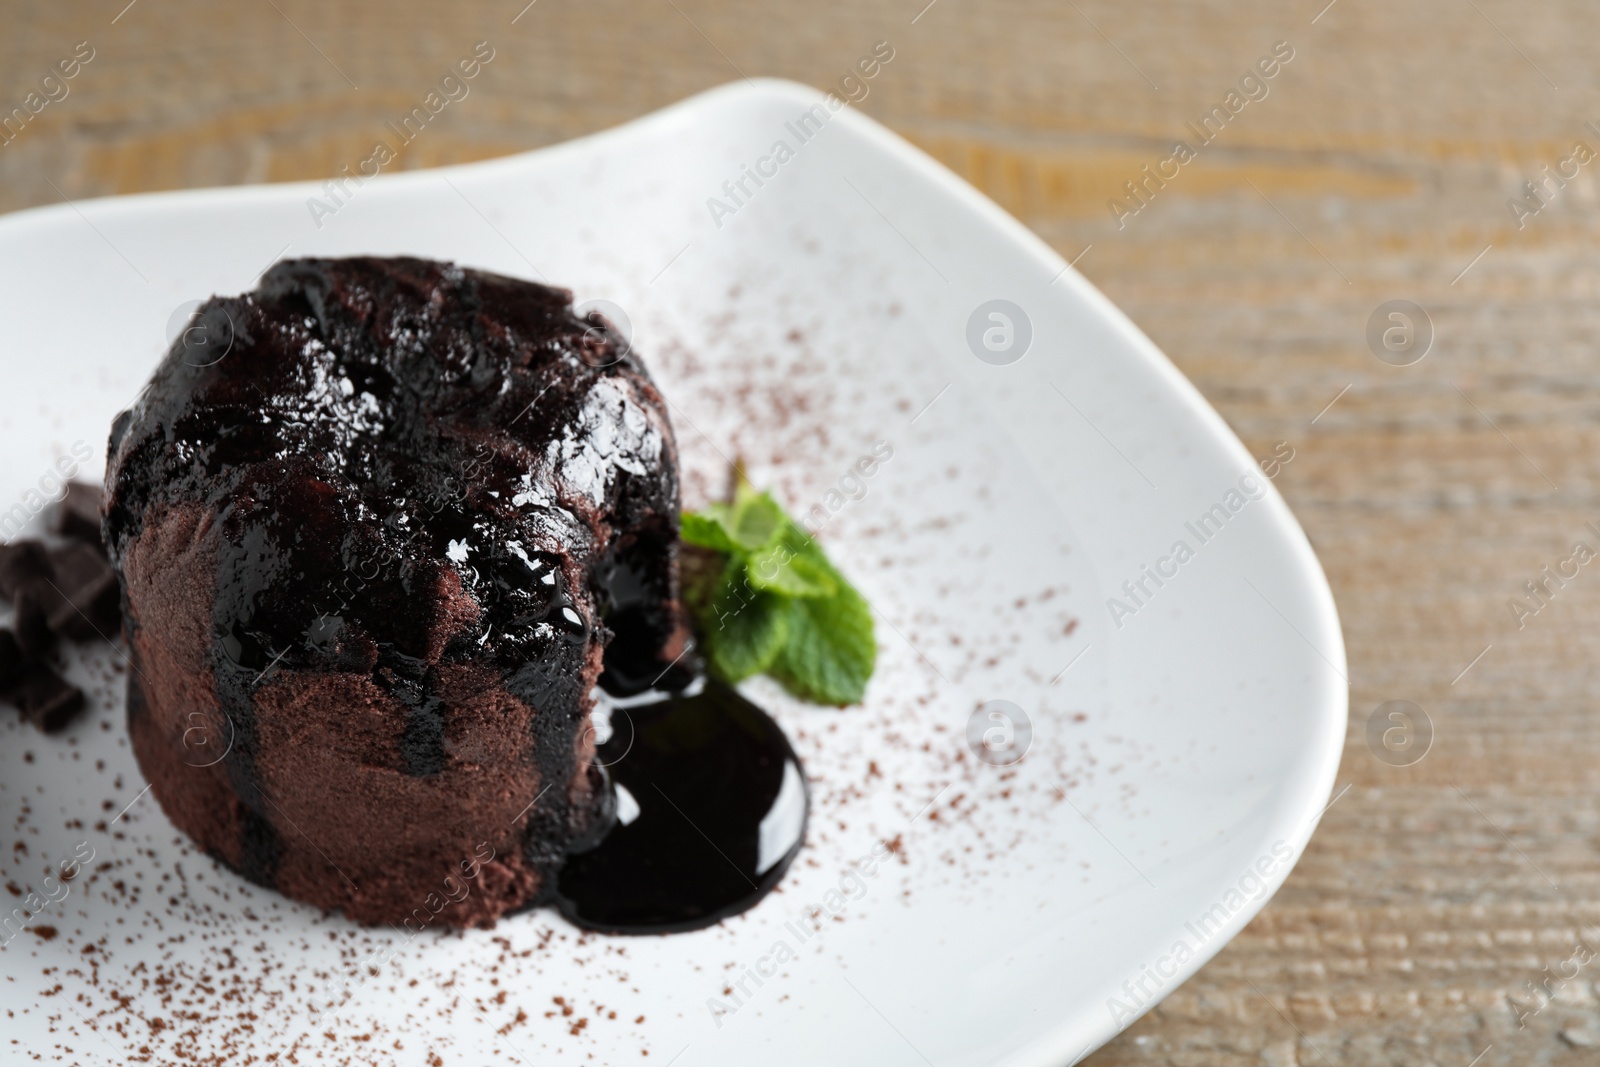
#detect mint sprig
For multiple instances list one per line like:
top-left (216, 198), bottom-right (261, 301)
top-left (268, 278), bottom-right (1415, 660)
top-left (681, 476), bottom-right (875, 705)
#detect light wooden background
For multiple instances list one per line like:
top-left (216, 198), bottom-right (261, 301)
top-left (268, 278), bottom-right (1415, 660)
top-left (6, 1), bottom-right (1600, 1063)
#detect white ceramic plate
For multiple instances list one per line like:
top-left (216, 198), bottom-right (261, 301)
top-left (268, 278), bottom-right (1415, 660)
top-left (0, 80), bottom-right (1345, 1066)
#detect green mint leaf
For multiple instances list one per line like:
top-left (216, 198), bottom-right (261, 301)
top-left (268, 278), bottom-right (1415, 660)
top-left (770, 581), bottom-right (876, 705)
top-left (699, 559), bottom-right (789, 682)
top-left (776, 517), bottom-right (831, 564)
top-left (681, 509), bottom-right (737, 553)
top-left (746, 541), bottom-right (837, 598)
top-left (727, 489), bottom-right (784, 552)
top-left (682, 477), bottom-right (876, 705)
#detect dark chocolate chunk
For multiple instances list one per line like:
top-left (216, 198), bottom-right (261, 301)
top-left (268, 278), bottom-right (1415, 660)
top-left (11, 584), bottom-right (56, 658)
top-left (54, 482), bottom-right (105, 548)
top-left (0, 630), bottom-right (21, 691)
top-left (0, 540), bottom-right (52, 600)
top-left (45, 542), bottom-right (119, 640)
top-left (12, 666), bottom-right (86, 733)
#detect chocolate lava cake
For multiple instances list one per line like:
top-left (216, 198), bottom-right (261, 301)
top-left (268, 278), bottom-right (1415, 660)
top-left (103, 256), bottom-right (688, 928)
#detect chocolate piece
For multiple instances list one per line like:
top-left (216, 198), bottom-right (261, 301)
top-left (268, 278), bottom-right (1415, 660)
top-left (45, 542), bottom-right (119, 640)
top-left (55, 481), bottom-right (105, 547)
top-left (0, 540), bottom-right (52, 600)
top-left (12, 665), bottom-right (86, 733)
top-left (104, 256), bottom-right (688, 928)
top-left (11, 584), bottom-right (56, 659)
top-left (0, 630), bottom-right (21, 691)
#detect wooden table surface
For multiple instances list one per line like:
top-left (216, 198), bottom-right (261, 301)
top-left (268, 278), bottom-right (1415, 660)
top-left (6, 1), bottom-right (1600, 1063)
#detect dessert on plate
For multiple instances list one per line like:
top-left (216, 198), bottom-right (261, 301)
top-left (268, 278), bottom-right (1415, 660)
top-left (103, 256), bottom-right (689, 928)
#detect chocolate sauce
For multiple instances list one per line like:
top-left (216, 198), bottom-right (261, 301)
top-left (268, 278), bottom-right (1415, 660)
top-left (555, 676), bottom-right (807, 933)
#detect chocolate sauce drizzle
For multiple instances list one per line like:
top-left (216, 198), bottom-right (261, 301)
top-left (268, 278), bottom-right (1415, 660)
top-left (555, 673), bottom-right (808, 934)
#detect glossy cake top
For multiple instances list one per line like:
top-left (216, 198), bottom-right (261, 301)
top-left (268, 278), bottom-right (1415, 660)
top-left (104, 257), bottom-right (680, 733)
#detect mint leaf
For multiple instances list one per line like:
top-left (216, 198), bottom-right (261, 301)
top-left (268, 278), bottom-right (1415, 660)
top-left (776, 517), bottom-right (831, 565)
top-left (727, 489), bottom-right (783, 551)
top-left (770, 582), bottom-right (876, 705)
top-left (681, 494), bottom-right (784, 555)
top-left (681, 478), bottom-right (876, 705)
top-left (681, 510), bottom-right (737, 553)
top-left (699, 560), bottom-right (789, 682)
top-left (746, 542), bottom-right (837, 598)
